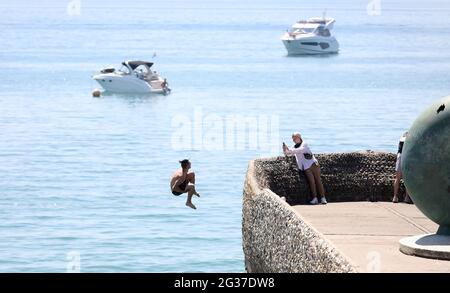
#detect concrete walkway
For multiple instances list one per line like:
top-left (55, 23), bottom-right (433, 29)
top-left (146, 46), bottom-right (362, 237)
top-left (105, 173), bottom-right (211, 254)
top-left (293, 202), bottom-right (450, 272)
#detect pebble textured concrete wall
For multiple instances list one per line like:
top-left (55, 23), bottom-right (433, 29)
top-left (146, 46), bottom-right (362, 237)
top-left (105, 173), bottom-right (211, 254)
top-left (243, 161), bottom-right (356, 273)
top-left (243, 151), bottom-right (402, 272)
top-left (253, 151), bottom-right (404, 205)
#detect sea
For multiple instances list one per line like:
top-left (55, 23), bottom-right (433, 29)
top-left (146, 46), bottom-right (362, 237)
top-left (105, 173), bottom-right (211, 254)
top-left (0, 0), bottom-right (450, 272)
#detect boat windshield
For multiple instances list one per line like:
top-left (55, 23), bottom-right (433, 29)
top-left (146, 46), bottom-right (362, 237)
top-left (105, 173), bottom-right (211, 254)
top-left (118, 65), bottom-right (131, 75)
top-left (132, 65), bottom-right (152, 80)
top-left (134, 65), bottom-right (150, 74)
top-left (290, 27), bottom-right (315, 34)
top-left (316, 27), bottom-right (331, 37)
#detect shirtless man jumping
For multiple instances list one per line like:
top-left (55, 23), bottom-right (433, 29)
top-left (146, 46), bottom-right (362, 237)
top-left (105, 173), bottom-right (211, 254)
top-left (170, 159), bottom-right (200, 209)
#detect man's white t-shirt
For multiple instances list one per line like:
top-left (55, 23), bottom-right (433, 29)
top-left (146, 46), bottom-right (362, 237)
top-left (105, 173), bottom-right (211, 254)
top-left (284, 141), bottom-right (318, 171)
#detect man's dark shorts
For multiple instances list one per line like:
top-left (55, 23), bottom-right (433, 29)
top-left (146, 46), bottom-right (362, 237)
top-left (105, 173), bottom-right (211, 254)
top-left (172, 180), bottom-right (188, 196)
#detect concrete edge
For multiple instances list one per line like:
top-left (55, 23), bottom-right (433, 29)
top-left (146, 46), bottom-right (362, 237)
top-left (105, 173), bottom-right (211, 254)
top-left (399, 234), bottom-right (450, 261)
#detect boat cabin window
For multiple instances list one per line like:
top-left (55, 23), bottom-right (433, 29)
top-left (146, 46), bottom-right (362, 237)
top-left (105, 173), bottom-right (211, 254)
top-left (301, 42), bottom-right (319, 46)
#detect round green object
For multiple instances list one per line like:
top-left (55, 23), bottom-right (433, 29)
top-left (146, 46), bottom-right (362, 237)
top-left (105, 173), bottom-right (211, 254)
top-left (402, 96), bottom-right (450, 235)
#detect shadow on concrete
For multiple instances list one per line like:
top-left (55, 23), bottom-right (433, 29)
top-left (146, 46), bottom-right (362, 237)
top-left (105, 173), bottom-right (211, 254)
top-left (416, 234), bottom-right (450, 246)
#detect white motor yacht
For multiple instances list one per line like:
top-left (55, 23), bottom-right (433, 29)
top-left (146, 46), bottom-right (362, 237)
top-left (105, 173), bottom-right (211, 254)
top-left (281, 17), bottom-right (339, 55)
top-left (93, 60), bottom-right (171, 94)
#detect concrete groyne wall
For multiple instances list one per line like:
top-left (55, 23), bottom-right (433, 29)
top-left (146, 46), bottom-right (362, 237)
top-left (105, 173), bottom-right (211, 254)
top-left (242, 151), bottom-right (402, 273)
top-left (252, 151), bottom-right (403, 205)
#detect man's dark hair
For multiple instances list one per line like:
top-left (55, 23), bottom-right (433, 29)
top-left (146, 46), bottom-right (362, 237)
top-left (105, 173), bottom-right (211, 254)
top-left (179, 159), bottom-right (190, 169)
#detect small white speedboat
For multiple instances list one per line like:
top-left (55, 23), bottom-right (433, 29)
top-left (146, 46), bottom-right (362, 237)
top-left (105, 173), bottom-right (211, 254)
top-left (93, 60), bottom-right (171, 94)
top-left (281, 17), bottom-right (339, 55)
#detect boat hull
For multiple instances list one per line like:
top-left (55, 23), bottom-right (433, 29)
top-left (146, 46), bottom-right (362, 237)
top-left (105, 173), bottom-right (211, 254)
top-left (93, 73), bottom-right (154, 94)
top-left (281, 35), bottom-right (339, 55)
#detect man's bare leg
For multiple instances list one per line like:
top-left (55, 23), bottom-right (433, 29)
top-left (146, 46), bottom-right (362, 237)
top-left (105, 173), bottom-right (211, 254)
top-left (186, 173), bottom-right (200, 197)
top-left (185, 189), bottom-right (197, 209)
top-left (304, 169), bottom-right (318, 199)
top-left (311, 164), bottom-right (325, 197)
top-left (393, 171), bottom-right (401, 203)
top-left (187, 172), bottom-right (196, 184)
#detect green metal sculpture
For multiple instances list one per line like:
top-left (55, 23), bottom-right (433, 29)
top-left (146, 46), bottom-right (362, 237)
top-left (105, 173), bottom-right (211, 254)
top-left (402, 96), bottom-right (450, 235)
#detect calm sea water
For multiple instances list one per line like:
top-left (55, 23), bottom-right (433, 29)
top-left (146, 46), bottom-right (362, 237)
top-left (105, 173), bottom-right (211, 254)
top-left (1, 0), bottom-right (450, 272)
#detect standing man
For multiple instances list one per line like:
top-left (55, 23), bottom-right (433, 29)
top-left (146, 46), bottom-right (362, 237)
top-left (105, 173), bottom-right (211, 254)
top-left (283, 132), bottom-right (327, 205)
top-left (170, 159), bottom-right (200, 209)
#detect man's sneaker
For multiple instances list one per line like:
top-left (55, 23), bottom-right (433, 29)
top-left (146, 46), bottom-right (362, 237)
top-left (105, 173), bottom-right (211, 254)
top-left (392, 196), bottom-right (399, 203)
top-left (309, 197), bottom-right (319, 205)
top-left (320, 197), bottom-right (327, 204)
